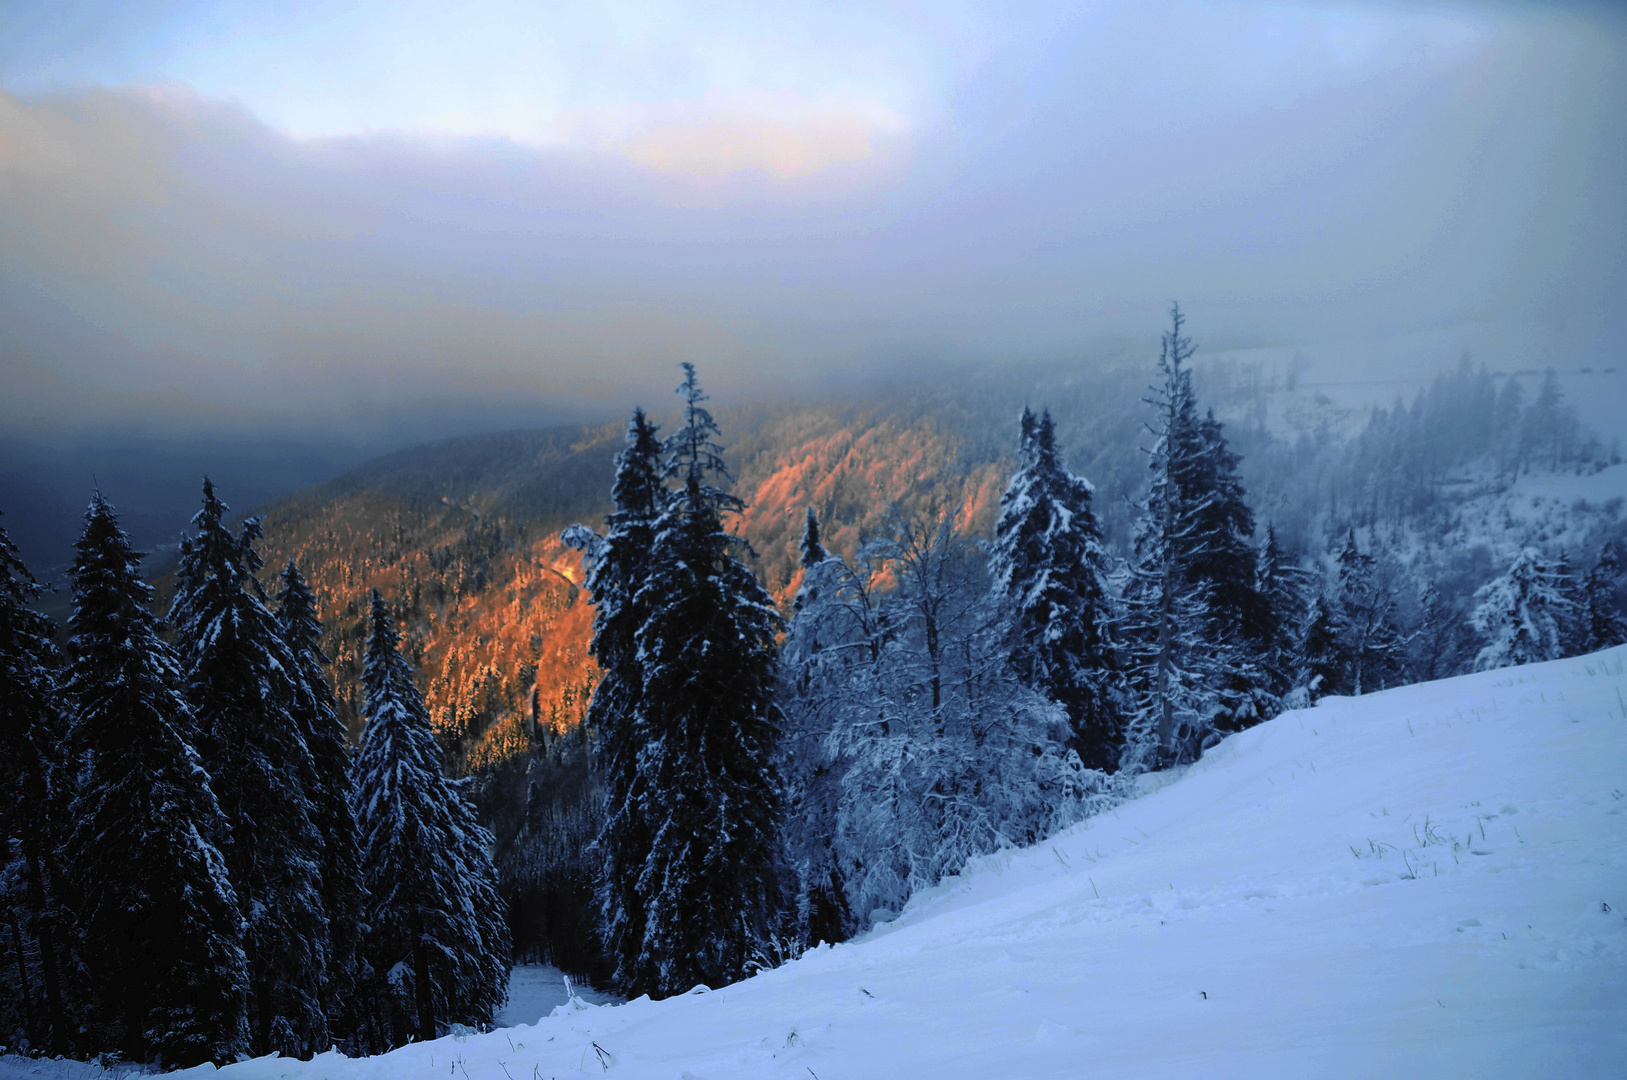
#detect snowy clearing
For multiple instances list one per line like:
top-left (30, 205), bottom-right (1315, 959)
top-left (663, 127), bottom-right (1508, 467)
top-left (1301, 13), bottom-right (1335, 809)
top-left (496, 967), bottom-right (619, 1029)
top-left (7, 648), bottom-right (1625, 1079)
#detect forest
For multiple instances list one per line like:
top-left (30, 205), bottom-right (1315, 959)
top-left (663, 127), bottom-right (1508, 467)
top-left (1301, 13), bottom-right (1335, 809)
top-left (1, 307), bottom-right (1623, 1065)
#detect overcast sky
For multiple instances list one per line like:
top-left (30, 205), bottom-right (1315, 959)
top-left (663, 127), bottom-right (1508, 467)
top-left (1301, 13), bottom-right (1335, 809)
top-left (1, 0), bottom-right (1624, 447)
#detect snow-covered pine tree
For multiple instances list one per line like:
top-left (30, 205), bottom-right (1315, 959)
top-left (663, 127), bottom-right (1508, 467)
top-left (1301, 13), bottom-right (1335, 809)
top-left (0, 511), bottom-right (68, 1053)
top-left (1472, 547), bottom-right (1571, 670)
top-left (1332, 530), bottom-right (1407, 694)
top-left (564, 409), bottom-right (664, 990)
top-left (990, 408), bottom-right (1126, 771)
top-left (1120, 303), bottom-right (1226, 767)
top-left (623, 363), bottom-right (783, 997)
top-left (778, 507), bottom-right (859, 945)
top-left (352, 591), bottom-right (509, 1051)
top-left (1573, 541), bottom-right (1627, 655)
top-left (274, 560), bottom-right (365, 1046)
top-left (169, 480), bottom-right (329, 1058)
top-left (60, 493), bottom-right (248, 1066)
top-left (1182, 408), bottom-right (1276, 732)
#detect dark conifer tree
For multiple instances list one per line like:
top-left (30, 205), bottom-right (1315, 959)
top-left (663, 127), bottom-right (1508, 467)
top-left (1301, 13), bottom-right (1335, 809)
top-left (1300, 591), bottom-right (1347, 700)
top-left (623, 363), bottom-right (783, 997)
top-left (274, 561), bottom-right (365, 1046)
top-left (1572, 542), bottom-right (1627, 655)
top-left (1255, 525), bottom-right (1310, 697)
top-left (990, 408), bottom-right (1125, 771)
top-left (60, 494), bottom-right (248, 1066)
top-left (1409, 581), bottom-right (1470, 684)
top-left (1183, 411), bottom-right (1276, 732)
top-left (352, 592), bottom-right (509, 1051)
top-left (0, 512), bottom-right (68, 1053)
top-left (566, 409), bottom-right (664, 990)
top-left (169, 480), bottom-right (329, 1058)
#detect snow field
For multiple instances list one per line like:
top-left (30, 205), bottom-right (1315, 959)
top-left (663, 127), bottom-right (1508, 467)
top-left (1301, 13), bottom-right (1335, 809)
top-left (6, 648), bottom-right (1624, 1079)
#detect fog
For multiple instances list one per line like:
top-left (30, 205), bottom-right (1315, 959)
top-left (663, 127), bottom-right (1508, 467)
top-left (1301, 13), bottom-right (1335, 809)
top-left (2, 0), bottom-right (1624, 562)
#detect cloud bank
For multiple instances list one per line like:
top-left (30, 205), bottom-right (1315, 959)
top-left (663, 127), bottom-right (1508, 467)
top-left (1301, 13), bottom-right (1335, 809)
top-left (0, 1), bottom-right (1623, 442)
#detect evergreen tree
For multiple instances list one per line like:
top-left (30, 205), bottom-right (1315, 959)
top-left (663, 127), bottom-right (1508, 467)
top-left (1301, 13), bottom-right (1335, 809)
top-left (1255, 525), bottom-right (1311, 697)
top-left (989, 408), bottom-right (1125, 771)
top-left (1409, 581), bottom-right (1471, 684)
top-left (1472, 547), bottom-right (1571, 670)
top-left (778, 508), bottom-right (857, 945)
top-left (1332, 530), bottom-right (1407, 695)
top-left (564, 409), bottom-right (664, 991)
top-left (622, 364), bottom-right (784, 997)
top-left (1571, 542), bottom-right (1627, 655)
top-left (169, 480), bottom-right (329, 1058)
top-left (1300, 591), bottom-right (1347, 700)
top-left (274, 561), bottom-right (365, 1046)
top-left (59, 494), bottom-right (248, 1066)
top-left (1120, 303), bottom-right (1229, 766)
top-left (352, 592), bottom-right (509, 1051)
top-left (0, 512), bottom-right (67, 1053)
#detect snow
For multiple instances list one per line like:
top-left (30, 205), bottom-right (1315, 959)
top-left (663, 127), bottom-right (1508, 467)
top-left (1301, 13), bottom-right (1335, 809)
top-left (8, 648), bottom-right (1625, 1078)
top-left (496, 966), bottom-right (620, 1028)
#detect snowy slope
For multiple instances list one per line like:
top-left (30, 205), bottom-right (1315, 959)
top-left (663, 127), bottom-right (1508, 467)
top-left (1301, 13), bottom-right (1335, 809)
top-left (9, 650), bottom-right (1626, 1079)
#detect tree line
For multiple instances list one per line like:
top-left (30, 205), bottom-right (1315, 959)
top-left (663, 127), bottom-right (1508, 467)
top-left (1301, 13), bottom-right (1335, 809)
top-left (0, 483), bottom-right (509, 1065)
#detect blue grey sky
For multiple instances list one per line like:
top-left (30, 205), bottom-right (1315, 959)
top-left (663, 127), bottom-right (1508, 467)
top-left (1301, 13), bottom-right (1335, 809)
top-left (1, 0), bottom-right (1623, 442)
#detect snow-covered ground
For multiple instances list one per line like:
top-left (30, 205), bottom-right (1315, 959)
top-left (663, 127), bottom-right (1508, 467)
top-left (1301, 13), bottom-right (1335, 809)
top-left (7, 649), bottom-right (1624, 1079)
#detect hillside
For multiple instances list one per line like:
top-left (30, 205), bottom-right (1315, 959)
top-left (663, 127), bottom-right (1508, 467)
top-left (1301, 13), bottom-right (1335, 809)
top-left (9, 645), bottom-right (1622, 1078)
top-left (246, 368), bottom-right (1153, 771)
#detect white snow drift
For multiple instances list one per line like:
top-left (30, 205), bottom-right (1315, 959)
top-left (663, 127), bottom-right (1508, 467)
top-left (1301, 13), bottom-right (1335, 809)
top-left (7, 648), bottom-right (1625, 1079)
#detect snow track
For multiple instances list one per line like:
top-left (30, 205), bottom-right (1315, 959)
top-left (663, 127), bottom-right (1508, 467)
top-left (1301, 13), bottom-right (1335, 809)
top-left (9, 649), bottom-right (1625, 1078)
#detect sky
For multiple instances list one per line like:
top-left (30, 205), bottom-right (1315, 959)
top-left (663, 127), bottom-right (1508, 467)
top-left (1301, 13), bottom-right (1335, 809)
top-left (1, 0), bottom-right (1625, 558)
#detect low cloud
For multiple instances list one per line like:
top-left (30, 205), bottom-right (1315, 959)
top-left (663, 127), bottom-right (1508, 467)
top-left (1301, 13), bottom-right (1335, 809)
top-left (1, 2), bottom-right (1623, 445)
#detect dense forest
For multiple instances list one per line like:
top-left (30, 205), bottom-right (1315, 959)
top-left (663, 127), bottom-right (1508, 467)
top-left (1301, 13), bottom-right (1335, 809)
top-left (3, 309), bottom-right (1624, 1064)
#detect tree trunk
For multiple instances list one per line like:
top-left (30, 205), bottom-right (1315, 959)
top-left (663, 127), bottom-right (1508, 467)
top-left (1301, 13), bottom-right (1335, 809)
top-left (413, 932), bottom-right (436, 1044)
top-left (22, 847), bottom-right (64, 1055)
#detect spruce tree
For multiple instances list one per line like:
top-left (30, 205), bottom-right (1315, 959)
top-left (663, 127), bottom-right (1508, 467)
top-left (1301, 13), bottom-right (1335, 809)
top-left (778, 508), bottom-right (857, 945)
top-left (566, 409), bottom-right (663, 990)
top-left (1300, 591), bottom-right (1347, 699)
top-left (1121, 303), bottom-right (1226, 767)
top-left (990, 408), bottom-right (1125, 771)
top-left (1255, 524), bottom-right (1310, 697)
top-left (1409, 581), bottom-right (1470, 684)
top-left (60, 493), bottom-right (248, 1066)
top-left (169, 480), bottom-right (329, 1058)
top-left (1572, 542), bottom-right (1627, 655)
top-left (1332, 530), bottom-right (1406, 694)
top-left (1472, 547), bottom-right (1571, 670)
top-left (623, 363), bottom-right (783, 997)
top-left (274, 561), bottom-right (365, 1047)
top-left (352, 591), bottom-right (509, 1051)
top-left (0, 512), bottom-right (67, 1053)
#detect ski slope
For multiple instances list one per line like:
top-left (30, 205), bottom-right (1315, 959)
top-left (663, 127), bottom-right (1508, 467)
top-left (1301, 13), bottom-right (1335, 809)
top-left (10, 650), bottom-right (1626, 1079)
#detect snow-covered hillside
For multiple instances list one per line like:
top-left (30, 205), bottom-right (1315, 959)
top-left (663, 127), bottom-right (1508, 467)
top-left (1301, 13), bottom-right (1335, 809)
top-left (10, 651), bottom-right (1626, 1079)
